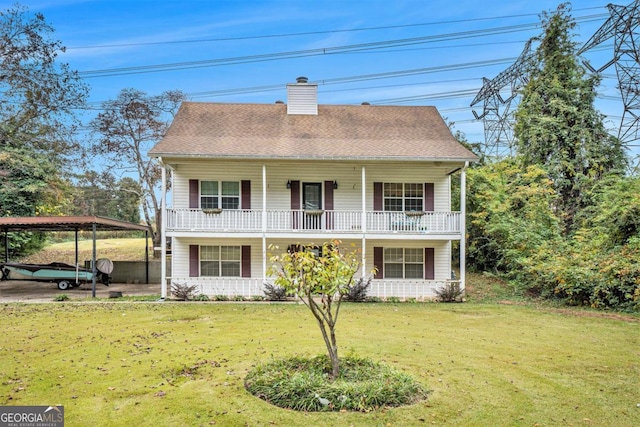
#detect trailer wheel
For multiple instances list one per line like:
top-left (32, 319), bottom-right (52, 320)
top-left (57, 280), bottom-right (72, 291)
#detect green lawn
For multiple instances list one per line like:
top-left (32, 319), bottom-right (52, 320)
top-left (0, 302), bottom-right (638, 426)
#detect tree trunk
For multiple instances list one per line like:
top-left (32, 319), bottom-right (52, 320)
top-left (329, 341), bottom-right (339, 379)
top-left (307, 294), bottom-right (340, 380)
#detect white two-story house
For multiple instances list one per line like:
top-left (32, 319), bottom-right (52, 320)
top-left (149, 77), bottom-right (478, 300)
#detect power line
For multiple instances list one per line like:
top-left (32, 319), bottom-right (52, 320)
top-left (77, 13), bottom-right (607, 78)
top-left (67, 6), bottom-right (606, 50)
top-left (82, 58), bottom-right (516, 107)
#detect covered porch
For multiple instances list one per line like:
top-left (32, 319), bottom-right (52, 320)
top-left (169, 276), bottom-right (460, 301)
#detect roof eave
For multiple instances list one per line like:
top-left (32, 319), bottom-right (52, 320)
top-left (152, 153), bottom-right (479, 162)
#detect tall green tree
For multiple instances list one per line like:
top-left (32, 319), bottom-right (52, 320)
top-left (70, 171), bottom-right (141, 223)
top-left (0, 4), bottom-right (87, 256)
top-left (514, 3), bottom-right (626, 233)
top-left (89, 89), bottom-right (185, 254)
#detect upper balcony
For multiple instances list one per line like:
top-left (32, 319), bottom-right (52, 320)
top-left (166, 208), bottom-right (461, 237)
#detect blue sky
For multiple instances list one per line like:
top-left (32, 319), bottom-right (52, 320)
top-left (21, 0), bottom-right (626, 147)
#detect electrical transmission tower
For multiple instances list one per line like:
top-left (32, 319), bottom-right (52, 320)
top-left (578, 1), bottom-right (640, 143)
top-left (470, 39), bottom-right (537, 159)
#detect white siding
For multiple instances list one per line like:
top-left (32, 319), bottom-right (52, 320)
top-left (169, 160), bottom-right (454, 211)
top-left (171, 237), bottom-right (450, 283)
top-left (170, 237), bottom-right (263, 281)
top-left (171, 162), bottom-right (264, 210)
top-left (364, 240), bottom-right (451, 282)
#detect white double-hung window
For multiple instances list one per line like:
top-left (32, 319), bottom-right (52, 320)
top-left (200, 246), bottom-right (241, 277)
top-left (200, 181), bottom-right (240, 209)
top-left (383, 183), bottom-right (423, 212)
top-left (383, 248), bottom-right (424, 279)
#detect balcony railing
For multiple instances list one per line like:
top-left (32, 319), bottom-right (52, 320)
top-left (166, 209), bottom-right (461, 234)
top-left (168, 276), bottom-right (459, 300)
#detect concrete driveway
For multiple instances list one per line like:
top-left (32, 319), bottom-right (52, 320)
top-left (0, 280), bottom-right (161, 302)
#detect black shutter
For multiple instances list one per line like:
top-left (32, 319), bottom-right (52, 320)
top-left (241, 180), bottom-right (251, 209)
top-left (374, 247), bottom-right (383, 279)
top-left (424, 248), bottom-right (434, 280)
top-left (189, 245), bottom-right (199, 277)
top-left (373, 182), bottom-right (383, 211)
top-left (189, 180), bottom-right (199, 208)
top-left (324, 181), bottom-right (334, 229)
top-left (424, 183), bottom-right (434, 212)
top-left (242, 246), bottom-right (251, 277)
top-left (291, 180), bottom-right (301, 229)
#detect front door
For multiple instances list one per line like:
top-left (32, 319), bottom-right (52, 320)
top-left (303, 183), bottom-right (322, 229)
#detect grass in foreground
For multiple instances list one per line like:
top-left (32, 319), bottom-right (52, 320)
top-left (0, 302), bottom-right (638, 426)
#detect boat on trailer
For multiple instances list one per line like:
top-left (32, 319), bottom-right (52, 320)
top-left (0, 259), bottom-right (113, 290)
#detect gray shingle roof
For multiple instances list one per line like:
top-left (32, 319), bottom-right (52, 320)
top-left (149, 101), bottom-right (478, 162)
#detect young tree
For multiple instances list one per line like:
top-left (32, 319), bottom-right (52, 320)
top-left (89, 89), bottom-right (185, 255)
top-left (514, 3), bottom-right (626, 233)
top-left (268, 241), bottom-right (364, 380)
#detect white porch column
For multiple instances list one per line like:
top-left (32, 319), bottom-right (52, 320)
top-left (262, 164), bottom-right (267, 281)
top-left (460, 162), bottom-right (468, 292)
top-left (160, 161), bottom-right (167, 299)
top-left (361, 165), bottom-right (366, 277)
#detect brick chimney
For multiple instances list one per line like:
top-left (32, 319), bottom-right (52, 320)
top-left (286, 76), bottom-right (318, 115)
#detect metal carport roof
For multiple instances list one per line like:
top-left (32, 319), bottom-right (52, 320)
top-left (0, 216), bottom-right (150, 297)
top-left (0, 216), bottom-right (149, 233)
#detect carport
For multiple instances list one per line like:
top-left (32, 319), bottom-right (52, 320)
top-left (0, 216), bottom-right (150, 297)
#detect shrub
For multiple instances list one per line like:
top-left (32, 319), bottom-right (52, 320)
top-left (193, 294), bottom-right (210, 301)
top-left (244, 355), bottom-right (428, 412)
top-left (171, 282), bottom-right (200, 301)
top-left (343, 277), bottom-right (371, 302)
top-left (54, 294), bottom-right (69, 301)
top-left (263, 282), bottom-right (288, 301)
top-left (214, 295), bottom-right (229, 301)
top-left (435, 281), bottom-right (464, 302)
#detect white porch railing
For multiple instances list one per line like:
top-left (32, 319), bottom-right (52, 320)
top-left (168, 277), bottom-right (459, 300)
top-left (171, 277), bottom-right (266, 298)
top-left (166, 209), bottom-right (262, 231)
top-left (166, 209), bottom-right (460, 234)
top-left (368, 279), bottom-right (459, 300)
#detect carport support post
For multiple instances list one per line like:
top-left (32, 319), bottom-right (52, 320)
top-left (92, 223), bottom-right (97, 298)
top-left (4, 230), bottom-right (8, 262)
top-left (75, 229), bottom-right (79, 267)
top-left (145, 230), bottom-right (149, 284)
